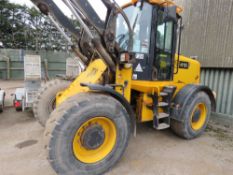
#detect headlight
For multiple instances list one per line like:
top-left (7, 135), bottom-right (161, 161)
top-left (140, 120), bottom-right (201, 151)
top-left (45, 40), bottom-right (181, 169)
top-left (120, 53), bottom-right (130, 62)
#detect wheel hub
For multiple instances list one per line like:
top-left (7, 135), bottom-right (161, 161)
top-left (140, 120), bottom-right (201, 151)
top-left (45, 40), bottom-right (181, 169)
top-left (191, 103), bottom-right (207, 131)
top-left (81, 124), bottom-right (105, 150)
top-left (192, 109), bottom-right (201, 122)
top-left (73, 117), bottom-right (117, 163)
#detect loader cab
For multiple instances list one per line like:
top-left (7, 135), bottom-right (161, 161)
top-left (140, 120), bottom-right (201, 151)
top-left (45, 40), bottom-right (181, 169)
top-left (115, 2), bottom-right (179, 81)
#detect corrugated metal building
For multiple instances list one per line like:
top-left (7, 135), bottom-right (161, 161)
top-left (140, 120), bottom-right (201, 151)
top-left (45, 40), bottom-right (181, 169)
top-left (175, 0), bottom-right (233, 117)
top-left (201, 69), bottom-right (233, 116)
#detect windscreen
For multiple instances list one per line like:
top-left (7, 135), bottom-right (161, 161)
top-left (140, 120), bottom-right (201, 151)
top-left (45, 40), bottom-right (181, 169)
top-left (115, 3), bottom-right (152, 53)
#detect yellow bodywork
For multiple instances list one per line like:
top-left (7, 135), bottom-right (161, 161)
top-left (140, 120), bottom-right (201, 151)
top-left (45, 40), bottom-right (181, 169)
top-left (132, 55), bottom-right (200, 122)
top-left (123, 0), bottom-right (183, 14)
top-left (56, 59), bottom-right (107, 106)
top-left (115, 65), bottom-right (132, 102)
top-left (56, 55), bottom-right (200, 123)
top-left (56, 0), bottom-right (197, 123)
top-left (174, 55), bottom-right (200, 84)
top-left (131, 55), bottom-right (200, 93)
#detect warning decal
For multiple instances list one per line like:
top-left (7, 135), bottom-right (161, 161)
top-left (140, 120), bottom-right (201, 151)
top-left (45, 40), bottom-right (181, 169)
top-left (135, 63), bottom-right (143, 72)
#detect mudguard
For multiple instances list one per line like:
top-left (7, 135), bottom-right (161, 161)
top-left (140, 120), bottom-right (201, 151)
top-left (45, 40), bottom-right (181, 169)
top-left (81, 83), bottom-right (136, 134)
top-left (171, 84), bottom-right (216, 122)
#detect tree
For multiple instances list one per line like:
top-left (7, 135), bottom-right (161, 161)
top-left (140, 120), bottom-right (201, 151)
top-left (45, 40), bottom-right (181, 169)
top-left (0, 0), bottom-right (69, 51)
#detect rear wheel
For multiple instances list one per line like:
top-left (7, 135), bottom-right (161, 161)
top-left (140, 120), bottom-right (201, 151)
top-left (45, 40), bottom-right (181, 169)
top-left (0, 105), bottom-right (3, 112)
top-left (33, 79), bottom-right (70, 126)
top-left (0, 93), bottom-right (4, 113)
top-left (45, 93), bottom-right (131, 175)
top-left (171, 92), bottom-right (211, 139)
top-left (0, 93), bottom-right (6, 113)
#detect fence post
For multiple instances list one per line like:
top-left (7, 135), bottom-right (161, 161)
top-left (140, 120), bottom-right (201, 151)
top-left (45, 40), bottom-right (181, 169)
top-left (44, 59), bottom-right (49, 80)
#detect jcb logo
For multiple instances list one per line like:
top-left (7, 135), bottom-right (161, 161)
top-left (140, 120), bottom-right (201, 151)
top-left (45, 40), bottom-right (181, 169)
top-left (179, 61), bottom-right (189, 69)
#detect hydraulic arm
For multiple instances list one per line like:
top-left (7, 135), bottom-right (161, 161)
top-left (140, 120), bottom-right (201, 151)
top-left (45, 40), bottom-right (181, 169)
top-left (31, 0), bottom-right (120, 72)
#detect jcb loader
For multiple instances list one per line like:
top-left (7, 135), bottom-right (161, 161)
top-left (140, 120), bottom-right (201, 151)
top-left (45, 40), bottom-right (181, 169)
top-left (31, 0), bottom-right (216, 175)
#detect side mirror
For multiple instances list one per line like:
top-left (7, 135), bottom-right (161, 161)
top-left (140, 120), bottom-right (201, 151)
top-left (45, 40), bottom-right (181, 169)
top-left (163, 6), bottom-right (177, 23)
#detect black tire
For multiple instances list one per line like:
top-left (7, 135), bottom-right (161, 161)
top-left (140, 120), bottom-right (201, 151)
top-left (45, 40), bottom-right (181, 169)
top-left (44, 93), bottom-right (131, 175)
top-left (171, 92), bottom-right (211, 139)
top-left (0, 93), bottom-right (5, 113)
top-left (0, 105), bottom-right (3, 113)
top-left (33, 79), bottom-right (70, 126)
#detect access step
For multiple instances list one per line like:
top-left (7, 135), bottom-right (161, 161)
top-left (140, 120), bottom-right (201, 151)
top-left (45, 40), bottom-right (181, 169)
top-left (154, 112), bottom-right (170, 130)
top-left (157, 112), bottom-right (169, 119)
top-left (156, 123), bottom-right (170, 130)
top-left (158, 102), bottom-right (169, 107)
top-left (160, 92), bottom-right (168, 96)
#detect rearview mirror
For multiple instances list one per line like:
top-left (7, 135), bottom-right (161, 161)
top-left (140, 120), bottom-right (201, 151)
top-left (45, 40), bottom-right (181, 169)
top-left (163, 6), bottom-right (177, 23)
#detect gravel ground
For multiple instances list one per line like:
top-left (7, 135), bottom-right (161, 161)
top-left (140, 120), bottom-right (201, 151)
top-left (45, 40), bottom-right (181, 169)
top-left (0, 80), bottom-right (233, 175)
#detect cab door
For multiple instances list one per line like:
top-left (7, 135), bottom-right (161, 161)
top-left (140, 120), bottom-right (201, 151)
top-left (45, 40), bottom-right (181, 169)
top-left (152, 8), bottom-right (177, 81)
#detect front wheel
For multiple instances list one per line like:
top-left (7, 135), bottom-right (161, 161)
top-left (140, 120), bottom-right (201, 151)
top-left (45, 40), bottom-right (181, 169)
top-left (45, 93), bottom-right (131, 175)
top-left (171, 92), bottom-right (211, 139)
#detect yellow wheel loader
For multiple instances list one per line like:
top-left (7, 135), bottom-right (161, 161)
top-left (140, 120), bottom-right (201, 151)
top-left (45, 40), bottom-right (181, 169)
top-left (31, 0), bottom-right (216, 175)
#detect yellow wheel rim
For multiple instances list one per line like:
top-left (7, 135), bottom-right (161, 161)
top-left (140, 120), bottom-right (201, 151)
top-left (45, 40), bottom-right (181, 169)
top-left (73, 117), bottom-right (117, 164)
top-left (191, 103), bottom-right (207, 131)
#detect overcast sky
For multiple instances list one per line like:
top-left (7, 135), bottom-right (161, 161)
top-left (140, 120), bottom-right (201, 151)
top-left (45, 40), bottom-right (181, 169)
top-left (9, 0), bottom-right (128, 18)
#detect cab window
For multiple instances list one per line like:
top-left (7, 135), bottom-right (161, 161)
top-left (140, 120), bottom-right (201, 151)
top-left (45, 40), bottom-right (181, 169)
top-left (154, 9), bottom-right (174, 80)
top-left (115, 3), bottom-right (152, 54)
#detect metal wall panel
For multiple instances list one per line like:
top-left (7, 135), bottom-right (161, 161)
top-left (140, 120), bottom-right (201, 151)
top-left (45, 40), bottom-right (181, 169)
top-left (175, 0), bottom-right (233, 68)
top-left (201, 68), bottom-right (233, 117)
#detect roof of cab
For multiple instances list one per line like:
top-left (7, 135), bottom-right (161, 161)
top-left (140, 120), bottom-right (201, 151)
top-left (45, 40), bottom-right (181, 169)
top-left (122, 0), bottom-right (183, 14)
